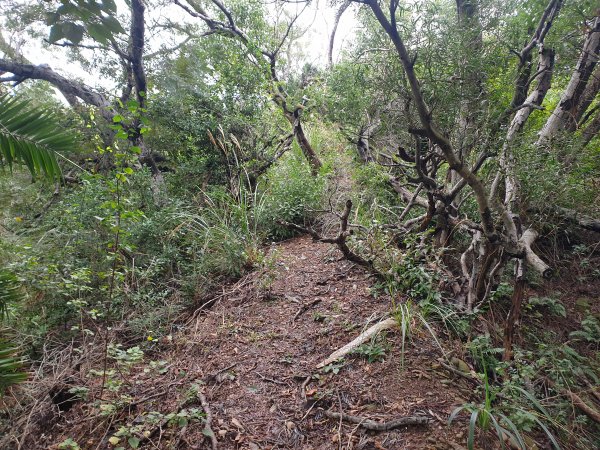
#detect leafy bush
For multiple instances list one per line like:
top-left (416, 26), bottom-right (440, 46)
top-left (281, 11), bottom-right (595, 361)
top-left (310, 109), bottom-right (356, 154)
top-left (259, 145), bottom-right (327, 239)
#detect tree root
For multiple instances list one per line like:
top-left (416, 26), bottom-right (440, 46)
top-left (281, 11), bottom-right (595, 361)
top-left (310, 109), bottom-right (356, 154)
top-left (322, 410), bottom-right (432, 430)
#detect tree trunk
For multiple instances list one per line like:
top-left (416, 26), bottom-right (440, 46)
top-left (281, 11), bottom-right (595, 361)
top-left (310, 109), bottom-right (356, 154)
top-left (503, 259), bottom-right (526, 361)
top-left (537, 15), bottom-right (600, 145)
top-left (328, 1), bottom-right (351, 68)
top-left (285, 108), bottom-right (322, 176)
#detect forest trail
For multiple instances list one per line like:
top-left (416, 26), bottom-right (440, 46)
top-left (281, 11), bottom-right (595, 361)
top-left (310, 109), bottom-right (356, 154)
top-left (46, 235), bottom-right (473, 449)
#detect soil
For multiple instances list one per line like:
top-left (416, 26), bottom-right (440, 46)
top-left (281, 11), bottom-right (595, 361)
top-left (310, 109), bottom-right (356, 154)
top-left (30, 235), bottom-right (481, 450)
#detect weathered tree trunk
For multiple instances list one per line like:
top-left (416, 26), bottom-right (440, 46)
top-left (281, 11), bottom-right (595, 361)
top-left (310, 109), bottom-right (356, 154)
top-left (537, 15), bottom-right (600, 145)
top-left (284, 107), bottom-right (322, 176)
top-left (501, 47), bottom-right (555, 211)
top-left (579, 108), bottom-right (600, 149)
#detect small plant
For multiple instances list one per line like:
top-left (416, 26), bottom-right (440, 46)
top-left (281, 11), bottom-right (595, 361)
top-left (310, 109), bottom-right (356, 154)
top-left (57, 438), bottom-right (81, 450)
top-left (526, 295), bottom-right (566, 318)
top-left (467, 334), bottom-right (503, 375)
top-left (255, 249), bottom-right (279, 298)
top-left (353, 333), bottom-right (389, 363)
top-left (108, 344), bottom-right (144, 370)
top-left (392, 301), bottom-right (414, 369)
top-left (450, 360), bottom-right (562, 450)
top-left (144, 360), bottom-right (169, 375)
top-left (312, 311), bottom-right (326, 322)
top-left (321, 358), bottom-right (345, 375)
top-left (67, 385), bottom-right (90, 401)
top-left (165, 407), bottom-right (205, 427)
top-left (391, 301), bottom-right (446, 369)
top-left (569, 315), bottom-right (600, 344)
top-left (490, 282), bottom-right (513, 302)
top-left (449, 370), bottom-right (526, 450)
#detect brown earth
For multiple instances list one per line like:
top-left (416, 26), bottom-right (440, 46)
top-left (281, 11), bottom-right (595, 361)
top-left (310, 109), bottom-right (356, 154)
top-left (26, 235), bottom-right (483, 450)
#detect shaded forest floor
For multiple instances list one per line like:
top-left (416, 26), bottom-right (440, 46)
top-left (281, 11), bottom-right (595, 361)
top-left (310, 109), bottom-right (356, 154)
top-left (5, 231), bottom-right (600, 449)
top-left (23, 235), bottom-right (479, 450)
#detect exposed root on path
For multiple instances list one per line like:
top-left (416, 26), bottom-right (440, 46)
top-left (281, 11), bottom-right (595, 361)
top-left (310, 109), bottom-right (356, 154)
top-left (322, 410), bottom-right (433, 430)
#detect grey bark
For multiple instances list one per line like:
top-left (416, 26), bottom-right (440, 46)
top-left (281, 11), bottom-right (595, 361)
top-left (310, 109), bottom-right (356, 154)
top-left (537, 15), bottom-right (600, 144)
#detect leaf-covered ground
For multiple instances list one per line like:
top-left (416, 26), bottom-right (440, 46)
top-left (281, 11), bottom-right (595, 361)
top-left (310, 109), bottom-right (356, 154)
top-left (28, 235), bottom-right (480, 450)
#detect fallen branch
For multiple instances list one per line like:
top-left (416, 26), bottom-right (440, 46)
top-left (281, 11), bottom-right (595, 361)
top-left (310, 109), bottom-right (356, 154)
top-left (322, 410), bottom-right (431, 430)
top-left (198, 391), bottom-right (218, 450)
top-left (520, 229), bottom-right (552, 278)
top-left (546, 379), bottom-right (600, 425)
top-left (278, 200), bottom-right (378, 274)
top-left (292, 298), bottom-right (321, 322)
top-left (553, 207), bottom-right (600, 233)
top-left (316, 318), bottom-right (397, 368)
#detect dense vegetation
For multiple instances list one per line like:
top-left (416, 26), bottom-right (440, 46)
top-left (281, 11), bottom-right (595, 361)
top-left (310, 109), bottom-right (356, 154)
top-left (0, 0), bottom-right (599, 448)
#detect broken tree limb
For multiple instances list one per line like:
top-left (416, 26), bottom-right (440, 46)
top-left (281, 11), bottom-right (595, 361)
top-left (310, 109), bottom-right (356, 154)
top-left (520, 229), bottom-right (552, 278)
top-left (545, 378), bottom-right (600, 425)
top-left (198, 391), bottom-right (218, 450)
top-left (278, 200), bottom-right (378, 274)
top-left (316, 318), bottom-right (397, 368)
top-left (292, 298), bottom-right (322, 322)
top-left (322, 410), bottom-right (431, 430)
top-left (553, 207), bottom-right (600, 233)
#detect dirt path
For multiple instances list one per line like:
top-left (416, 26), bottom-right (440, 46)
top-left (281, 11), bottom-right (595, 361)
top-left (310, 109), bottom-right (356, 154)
top-left (48, 235), bottom-right (473, 449)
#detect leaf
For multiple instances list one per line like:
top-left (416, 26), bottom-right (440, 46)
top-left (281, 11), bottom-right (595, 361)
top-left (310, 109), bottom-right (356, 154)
top-left (101, 15), bottom-right (125, 34)
top-left (127, 437), bottom-right (140, 449)
top-left (202, 428), bottom-right (214, 437)
top-left (48, 25), bottom-right (65, 44)
top-left (112, 115), bottom-right (123, 123)
top-left (45, 12), bottom-right (60, 26)
top-left (0, 94), bottom-right (74, 180)
top-left (468, 409), bottom-right (478, 450)
top-left (108, 436), bottom-right (120, 446)
top-left (86, 23), bottom-right (111, 44)
top-left (102, 0), bottom-right (117, 13)
top-left (62, 22), bottom-right (85, 45)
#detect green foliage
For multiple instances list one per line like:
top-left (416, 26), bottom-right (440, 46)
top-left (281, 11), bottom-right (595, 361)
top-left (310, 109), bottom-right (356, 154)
top-left (46, 0), bottom-right (124, 46)
top-left (526, 295), bottom-right (566, 318)
top-left (57, 438), bottom-right (80, 450)
top-left (467, 334), bottom-right (504, 375)
top-left (321, 358), bottom-right (345, 375)
top-left (449, 370), bottom-right (561, 450)
top-left (259, 146), bottom-right (327, 239)
top-left (0, 94), bottom-right (74, 180)
top-left (0, 270), bottom-right (27, 395)
top-left (352, 333), bottom-right (389, 363)
top-left (569, 316), bottom-right (600, 344)
top-left (0, 337), bottom-right (27, 395)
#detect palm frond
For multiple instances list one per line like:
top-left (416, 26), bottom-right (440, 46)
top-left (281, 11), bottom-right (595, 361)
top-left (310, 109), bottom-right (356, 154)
top-left (0, 339), bottom-right (27, 394)
top-left (0, 270), bottom-right (26, 394)
top-left (0, 94), bottom-right (75, 180)
top-left (0, 269), bottom-right (20, 320)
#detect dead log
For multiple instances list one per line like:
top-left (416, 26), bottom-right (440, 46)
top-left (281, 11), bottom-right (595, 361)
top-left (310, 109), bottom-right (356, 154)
top-left (316, 318), bottom-right (397, 368)
top-left (553, 207), bottom-right (600, 233)
top-left (546, 378), bottom-right (600, 425)
top-left (322, 410), bottom-right (431, 430)
top-left (520, 229), bottom-right (552, 278)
